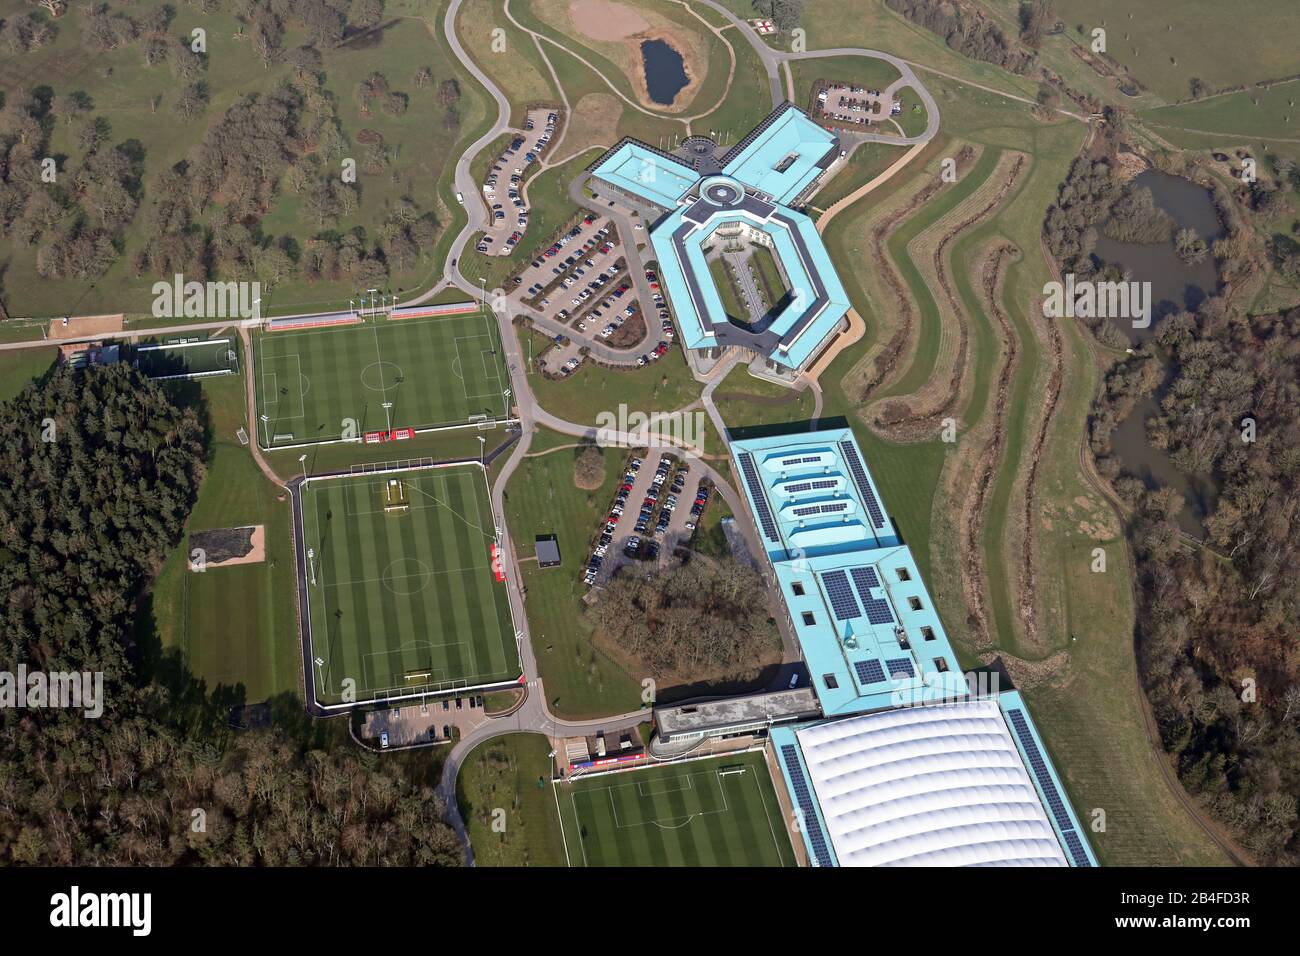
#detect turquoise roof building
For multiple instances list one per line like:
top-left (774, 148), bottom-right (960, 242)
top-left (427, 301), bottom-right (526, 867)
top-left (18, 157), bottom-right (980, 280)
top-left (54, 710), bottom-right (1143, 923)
top-left (588, 104), bottom-right (850, 373)
top-left (729, 427), bottom-right (1097, 867)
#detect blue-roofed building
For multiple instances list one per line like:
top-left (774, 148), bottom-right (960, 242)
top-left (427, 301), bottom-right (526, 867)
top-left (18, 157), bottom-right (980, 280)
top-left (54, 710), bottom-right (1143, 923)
top-left (587, 104), bottom-right (851, 375)
top-left (719, 104), bottom-right (840, 205)
top-left (723, 426), bottom-right (1096, 867)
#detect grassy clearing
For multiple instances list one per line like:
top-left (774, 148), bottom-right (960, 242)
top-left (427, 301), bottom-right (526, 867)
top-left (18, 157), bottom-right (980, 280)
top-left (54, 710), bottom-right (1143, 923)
top-left (712, 366), bottom-right (816, 434)
top-left (523, 326), bottom-right (702, 427)
top-left (455, 0), bottom-right (559, 122)
top-left (1047, 0), bottom-right (1300, 102)
top-left (458, 733), bottom-right (567, 866)
top-left (812, 141), bottom-right (910, 209)
top-left (145, 365), bottom-right (300, 705)
top-left (0, 347), bottom-right (56, 402)
top-left (1141, 83), bottom-right (1300, 140)
top-left (502, 429), bottom-right (643, 717)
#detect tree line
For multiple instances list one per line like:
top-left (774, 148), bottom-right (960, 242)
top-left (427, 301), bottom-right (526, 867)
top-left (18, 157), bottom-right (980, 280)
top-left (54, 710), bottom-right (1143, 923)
top-left (0, 366), bottom-right (462, 865)
top-left (884, 0), bottom-right (1038, 76)
top-left (1120, 305), bottom-right (1300, 863)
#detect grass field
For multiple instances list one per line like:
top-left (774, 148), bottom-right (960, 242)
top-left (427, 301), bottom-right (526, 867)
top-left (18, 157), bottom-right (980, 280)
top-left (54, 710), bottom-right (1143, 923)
top-left (458, 733), bottom-right (567, 867)
top-left (0, 348), bottom-right (56, 402)
top-left (301, 465), bottom-right (520, 706)
top-left (1140, 82), bottom-right (1300, 140)
top-left (501, 431), bottom-right (642, 717)
top-left (558, 751), bottom-right (795, 866)
top-left (1049, 1), bottom-right (1300, 102)
top-left (255, 311), bottom-right (510, 448)
top-left (143, 354), bottom-right (301, 706)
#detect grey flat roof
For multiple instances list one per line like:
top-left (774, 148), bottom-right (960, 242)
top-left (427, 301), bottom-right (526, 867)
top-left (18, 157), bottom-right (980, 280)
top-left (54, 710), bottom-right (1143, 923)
top-left (655, 687), bottom-right (822, 735)
top-left (535, 535), bottom-right (561, 565)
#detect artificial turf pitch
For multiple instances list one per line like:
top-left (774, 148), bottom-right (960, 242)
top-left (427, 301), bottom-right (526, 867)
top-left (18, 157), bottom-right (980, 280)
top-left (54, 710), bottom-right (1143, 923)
top-left (559, 752), bottom-right (797, 867)
top-left (255, 312), bottom-right (509, 448)
top-left (302, 465), bottom-right (520, 706)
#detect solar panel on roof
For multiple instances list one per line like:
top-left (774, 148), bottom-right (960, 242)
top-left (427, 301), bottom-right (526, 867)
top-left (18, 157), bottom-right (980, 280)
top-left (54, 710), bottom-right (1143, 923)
top-left (821, 570), bottom-right (861, 620)
top-left (838, 440), bottom-right (887, 529)
top-left (1061, 830), bottom-right (1092, 867)
top-left (853, 659), bottom-right (885, 685)
top-left (849, 566), bottom-right (879, 592)
top-left (785, 482), bottom-right (812, 494)
top-left (780, 745), bottom-right (834, 867)
top-left (739, 452), bottom-right (780, 542)
top-left (1006, 708), bottom-right (1075, 833)
top-left (863, 597), bottom-right (894, 625)
top-left (811, 479), bottom-right (838, 490)
top-left (886, 657), bottom-right (915, 680)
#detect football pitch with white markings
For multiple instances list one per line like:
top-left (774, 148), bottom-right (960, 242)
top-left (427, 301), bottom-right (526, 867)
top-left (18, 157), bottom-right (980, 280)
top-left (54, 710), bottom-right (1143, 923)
top-left (558, 752), bottom-right (796, 867)
top-left (299, 464), bottom-right (520, 707)
top-left (255, 311), bottom-right (510, 449)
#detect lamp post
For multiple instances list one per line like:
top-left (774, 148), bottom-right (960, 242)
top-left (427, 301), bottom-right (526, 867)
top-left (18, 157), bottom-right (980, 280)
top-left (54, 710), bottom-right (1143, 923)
top-left (478, 435), bottom-right (486, 467)
top-left (307, 547), bottom-right (316, 586)
top-left (298, 453), bottom-right (308, 482)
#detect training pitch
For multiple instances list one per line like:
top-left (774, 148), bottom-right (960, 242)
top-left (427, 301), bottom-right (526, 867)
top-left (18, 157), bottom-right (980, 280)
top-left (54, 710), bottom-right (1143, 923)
top-left (299, 464), bottom-right (520, 708)
top-left (558, 751), bottom-right (796, 867)
top-left (255, 312), bottom-right (510, 448)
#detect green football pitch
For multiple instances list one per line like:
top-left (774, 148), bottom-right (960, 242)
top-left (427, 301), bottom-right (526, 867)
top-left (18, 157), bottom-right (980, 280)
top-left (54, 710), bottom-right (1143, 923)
top-left (558, 752), bottom-right (797, 867)
top-left (255, 313), bottom-right (510, 449)
top-left (300, 465), bottom-right (520, 707)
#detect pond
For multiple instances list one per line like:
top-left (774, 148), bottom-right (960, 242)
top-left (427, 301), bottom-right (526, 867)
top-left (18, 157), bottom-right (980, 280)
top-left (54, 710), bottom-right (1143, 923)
top-left (1094, 169), bottom-right (1222, 345)
top-left (641, 39), bottom-right (689, 106)
top-left (1110, 393), bottom-right (1221, 538)
top-left (1100, 170), bottom-right (1224, 537)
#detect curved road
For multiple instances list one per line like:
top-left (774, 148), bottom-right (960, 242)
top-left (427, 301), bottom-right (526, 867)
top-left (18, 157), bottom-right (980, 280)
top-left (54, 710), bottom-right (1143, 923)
top-left (425, 0), bottom-right (952, 862)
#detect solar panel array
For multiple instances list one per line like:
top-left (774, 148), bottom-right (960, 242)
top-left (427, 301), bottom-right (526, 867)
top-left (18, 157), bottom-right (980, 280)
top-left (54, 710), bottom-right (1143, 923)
top-left (853, 659), bottom-right (885, 685)
top-left (780, 745), bottom-right (834, 867)
top-left (780, 455), bottom-right (823, 467)
top-left (793, 502), bottom-right (850, 518)
top-left (863, 597), bottom-right (894, 625)
top-left (838, 440), bottom-right (887, 529)
top-left (1061, 830), bottom-right (1092, 868)
top-left (821, 570), bottom-right (861, 620)
top-left (811, 479), bottom-right (839, 490)
top-left (885, 657), bottom-right (915, 679)
top-left (1005, 708), bottom-right (1092, 866)
top-left (785, 481), bottom-right (812, 494)
top-left (738, 452), bottom-right (780, 542)
top-left (850, 566), bottom-right (880, 591)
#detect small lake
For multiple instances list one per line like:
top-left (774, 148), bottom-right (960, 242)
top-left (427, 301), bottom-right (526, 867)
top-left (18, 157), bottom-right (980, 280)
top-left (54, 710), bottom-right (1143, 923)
top-left (1101, 170), bottom-right (1224, 537)
top-left (1094, 169), bottom-right (1222, 345)
top-left (641, 39), bottom-right (688, 106)
top-left (1111, 394), bottom-right (1221, 537)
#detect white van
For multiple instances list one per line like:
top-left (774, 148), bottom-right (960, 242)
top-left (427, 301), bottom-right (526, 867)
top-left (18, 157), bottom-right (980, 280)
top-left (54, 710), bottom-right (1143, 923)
top-left (455, 192), bottom-right (464, 204)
